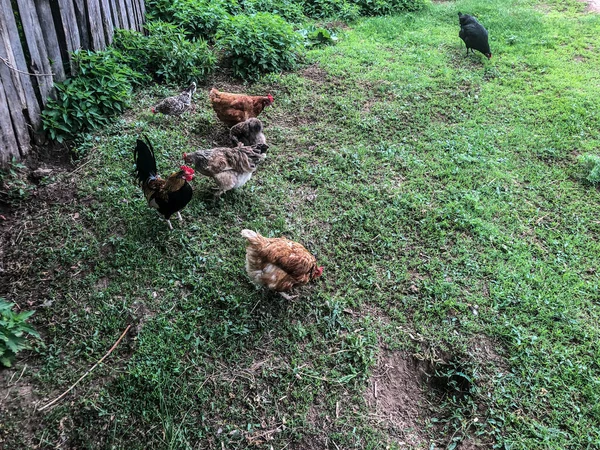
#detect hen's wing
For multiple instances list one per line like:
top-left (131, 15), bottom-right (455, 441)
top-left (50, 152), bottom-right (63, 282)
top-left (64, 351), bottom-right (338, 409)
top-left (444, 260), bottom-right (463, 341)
top-left (244, 232), bottom-right (316, 284)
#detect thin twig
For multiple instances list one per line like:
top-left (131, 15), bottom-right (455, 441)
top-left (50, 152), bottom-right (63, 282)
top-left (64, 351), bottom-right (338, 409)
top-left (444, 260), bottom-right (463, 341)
top-left (38, 324), bottom-right (131, 411)
top-left (0, 56), bottom-right (55, 77)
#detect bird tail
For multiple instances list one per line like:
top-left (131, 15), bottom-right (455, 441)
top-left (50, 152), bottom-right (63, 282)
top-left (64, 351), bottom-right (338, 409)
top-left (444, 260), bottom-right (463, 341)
top-left (134, 137), bottom-right (158, 185)
top-left (241, 229), bottom-right (265, 246)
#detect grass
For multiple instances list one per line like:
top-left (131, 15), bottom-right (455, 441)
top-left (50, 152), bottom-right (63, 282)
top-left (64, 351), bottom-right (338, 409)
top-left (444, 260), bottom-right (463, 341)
top-left (1, 0), bottom-right (600, 448)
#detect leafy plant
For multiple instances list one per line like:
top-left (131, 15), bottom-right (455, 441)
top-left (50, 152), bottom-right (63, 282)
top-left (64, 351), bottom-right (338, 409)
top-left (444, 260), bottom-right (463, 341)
top-left (115, 21), bottom-right (216, 84)
top-left (172, 0), bottom-right (232, 41)
top-left (42, 49), bottom-right (143, 142)
top-left (146, 0), bottom-right (240, 22)
top-left (0, 159), bottom-right (33, 204)
top-left (0, 299), bottom-right (40, 367)
top-left (298, 25), bottom-right (338, 47)
top-left (241, 0), bottom-right (307, 23)
top-left (352, 0), bottom-right (426, 15)
top-left (216, 13), bottom-right (303, 80)
top-left (578, 153), bottom-right (600, 185)
top-left (301, 0), bottom-right (361, 21)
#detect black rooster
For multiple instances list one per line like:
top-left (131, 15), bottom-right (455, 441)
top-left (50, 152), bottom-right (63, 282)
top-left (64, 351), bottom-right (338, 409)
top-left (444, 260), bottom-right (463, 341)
top-left (458, 12), bottom-right (492, 59)
top-left (134, 138), bottom-right (195, 230)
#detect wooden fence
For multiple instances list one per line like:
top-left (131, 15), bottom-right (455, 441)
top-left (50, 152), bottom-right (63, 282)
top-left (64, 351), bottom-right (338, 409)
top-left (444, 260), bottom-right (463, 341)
top-left (0, 0), bottom-right (145, 166)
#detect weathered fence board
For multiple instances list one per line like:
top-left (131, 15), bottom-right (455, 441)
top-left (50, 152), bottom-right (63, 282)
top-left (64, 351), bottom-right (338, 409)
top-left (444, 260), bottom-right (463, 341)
top-left (0, 81), bottom-right (20, 165)
top-left (0, 59), bottom-right (31, 156)
top-left (133, 0), bottom-right (144, 31)
top-left (56, 0), bottom-right (81, 71)
top-left (99, 0), bottom-right (114, 45)
top-left (130, 0), bottom-right (138, 29)
top-left (15, 0), bottom-right (55, 105)
top-left (35, 0), bottom-right (67, 82)
top-left (73, 0), bottom-right (91, 50)
top-left (107, 0), bottom-right (121, 29)
top-left (116, 0), bottom-right (129, 30)
top-left (123, 0), bottom-right (136, 33)
top-left (0, 0), bottom-right (42, 132)
top-left (1, 0), bottom-right (145, 166)
top-left (86, 0), bottom-right (106, 50)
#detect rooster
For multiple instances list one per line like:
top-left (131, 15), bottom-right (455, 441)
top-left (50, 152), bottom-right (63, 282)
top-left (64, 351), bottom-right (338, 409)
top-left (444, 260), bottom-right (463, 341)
top-left (458, 12), bottom-right (492, 59)
top-left (152, 82), bottom-right (197, 116)
top-left (209, 88), bottom-right (273, 127)
top-left (183, 144), bottom-right (268, 198)
top-left (230, 118), bottom-right (268, 149)
top-left (134, 138), bottom-right (195, 230)
top-left (241, 229), bottom-right (323, 300)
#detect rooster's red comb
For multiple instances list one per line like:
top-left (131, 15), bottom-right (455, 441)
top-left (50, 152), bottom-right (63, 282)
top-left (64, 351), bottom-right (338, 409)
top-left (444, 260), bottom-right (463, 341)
top-left (267, 94), bottom-right (274, 103)
top-left (181, 165), bottom-right (195, 175)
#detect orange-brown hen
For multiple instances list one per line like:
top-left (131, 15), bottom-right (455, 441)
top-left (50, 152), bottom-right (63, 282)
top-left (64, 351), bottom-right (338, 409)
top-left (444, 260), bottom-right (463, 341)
top-left (241, 229), bottom-right (323, 299)
top-left (209, 88), bottom-right (273, 127)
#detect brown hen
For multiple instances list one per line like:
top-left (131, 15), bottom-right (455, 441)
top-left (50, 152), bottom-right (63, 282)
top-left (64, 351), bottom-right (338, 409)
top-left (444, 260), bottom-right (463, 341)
top-left (241, 229), bottom-right (323, 299)
top-left (209, 88), bottom-right (273, 127)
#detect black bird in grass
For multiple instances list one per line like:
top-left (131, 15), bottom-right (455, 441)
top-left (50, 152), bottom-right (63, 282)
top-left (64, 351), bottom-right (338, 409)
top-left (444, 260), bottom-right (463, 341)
top-left (458, 12), bottom-right (492, 59)
top-left (133, 137), bottom-right (195, 230)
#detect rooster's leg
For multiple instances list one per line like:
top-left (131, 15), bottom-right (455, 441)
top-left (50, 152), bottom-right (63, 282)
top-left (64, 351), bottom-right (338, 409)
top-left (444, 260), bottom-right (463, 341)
top-left (177, 212), bottom-right (183, 221)
top-left (280, 292), bottom-right (298, 301)
top-left (166, 219), bottom-right (173, 230)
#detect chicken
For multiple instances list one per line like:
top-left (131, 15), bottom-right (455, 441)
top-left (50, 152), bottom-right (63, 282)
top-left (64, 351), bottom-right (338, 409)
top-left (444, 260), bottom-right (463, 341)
top-left (134, 137), bottom-right (195, 229)
top-left (230, 118), bottom-right (268, 148)
top-left (458, 12), bottom-right (492, 59)
top-left (183, 144), bottom-right (268, 197)
top-left (152, 82), bottom-right (197, 116)
top-left (209, 88), bottom-right (273, 127)
top-left (241, 229), bottom-right (323, 299)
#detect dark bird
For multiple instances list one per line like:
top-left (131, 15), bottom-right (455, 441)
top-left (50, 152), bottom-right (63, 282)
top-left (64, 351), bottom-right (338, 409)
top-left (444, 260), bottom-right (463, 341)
top-left (458, 12), bottom-right (492, 59)
top-left (230, 118), bottom-right (268, 148)
top-left (151, 82), bottom-right (196, 116)
top-left (133, 137), bottom-right (195, 230)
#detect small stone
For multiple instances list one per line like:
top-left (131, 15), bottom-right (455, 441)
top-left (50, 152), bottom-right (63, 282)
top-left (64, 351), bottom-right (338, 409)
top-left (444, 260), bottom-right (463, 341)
top-left (32, 168), bottom-right (53, 179)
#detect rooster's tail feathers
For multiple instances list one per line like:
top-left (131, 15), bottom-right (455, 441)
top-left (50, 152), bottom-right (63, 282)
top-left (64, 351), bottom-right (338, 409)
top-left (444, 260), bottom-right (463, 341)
top-left (134, 137), bottom-right (158, 184)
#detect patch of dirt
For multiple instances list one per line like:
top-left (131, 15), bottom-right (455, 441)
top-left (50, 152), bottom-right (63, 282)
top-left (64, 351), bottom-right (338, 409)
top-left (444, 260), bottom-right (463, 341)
top-left (365, 349), bottom-right (431, 448)
top-left (290, 435), bottom-right (328, 450)
top-left (468, 335), bottom-right (509, 375)
top-left (583, 0), bottom-right (600, 12)
top-left (301, 65), bottom-right (328, 85)
top-left (25, 142), bottom-right (74, 173)
top-left (0, 370), bottom-right (41, 449)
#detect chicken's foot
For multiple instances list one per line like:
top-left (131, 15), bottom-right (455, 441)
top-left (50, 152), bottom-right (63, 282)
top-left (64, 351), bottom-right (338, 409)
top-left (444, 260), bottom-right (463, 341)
top-left (280, 292), bottom-right (298, 301)
top-left (177, 212), bottom-right (183, 221)
top-left (166, 219), bottom-right (173, 230)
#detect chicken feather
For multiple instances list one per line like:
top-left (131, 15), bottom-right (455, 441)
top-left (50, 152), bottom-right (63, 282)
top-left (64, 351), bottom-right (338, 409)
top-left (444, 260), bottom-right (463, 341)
top-left (241, 229), bottom-right (323, 294)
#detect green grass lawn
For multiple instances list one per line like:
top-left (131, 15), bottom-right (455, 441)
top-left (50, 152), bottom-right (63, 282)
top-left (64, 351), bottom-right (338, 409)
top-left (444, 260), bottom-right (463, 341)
top-left (2, 0), bottom-right (600, 448)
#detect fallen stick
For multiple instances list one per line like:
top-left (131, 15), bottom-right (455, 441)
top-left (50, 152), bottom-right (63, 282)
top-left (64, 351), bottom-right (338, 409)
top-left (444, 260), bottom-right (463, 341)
top-left (38, 324), bottom-right (131, 411)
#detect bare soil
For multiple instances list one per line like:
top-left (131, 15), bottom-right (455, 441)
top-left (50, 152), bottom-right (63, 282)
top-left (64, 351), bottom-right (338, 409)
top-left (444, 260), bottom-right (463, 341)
top-left (365, 349), bottom-right (431, 448)
top-left (584, 0), bottom-right (600, 11)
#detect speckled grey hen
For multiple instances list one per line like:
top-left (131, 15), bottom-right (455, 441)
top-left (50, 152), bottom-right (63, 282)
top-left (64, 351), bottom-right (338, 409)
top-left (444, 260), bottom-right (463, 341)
top-left (183, 144), bottom-right (268, 197)
top-left (152, 82), bottom-right (197, 116)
